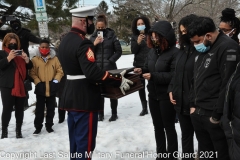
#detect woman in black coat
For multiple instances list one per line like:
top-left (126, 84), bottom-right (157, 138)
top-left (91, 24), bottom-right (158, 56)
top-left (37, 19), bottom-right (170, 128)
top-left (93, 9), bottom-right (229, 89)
top-left (168, 14), bottom-right (199, 160)
top-left (135, 20), bottom-right (178, 160)
top-left (90, 14), bottom-right (122, 122)
top-left (0, 33), bottom-right (33, 139)
top-left (131, 16), bottom-right (151, 116)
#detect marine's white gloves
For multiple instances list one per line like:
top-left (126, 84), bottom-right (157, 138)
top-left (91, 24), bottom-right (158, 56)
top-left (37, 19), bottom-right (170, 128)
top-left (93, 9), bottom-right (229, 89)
top-left (119, 70), bottom-right (134, 95)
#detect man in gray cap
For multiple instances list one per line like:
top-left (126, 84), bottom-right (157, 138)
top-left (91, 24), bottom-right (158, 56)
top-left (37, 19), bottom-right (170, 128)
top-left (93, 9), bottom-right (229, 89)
top-left (58, 6), bottom-right (133, 159)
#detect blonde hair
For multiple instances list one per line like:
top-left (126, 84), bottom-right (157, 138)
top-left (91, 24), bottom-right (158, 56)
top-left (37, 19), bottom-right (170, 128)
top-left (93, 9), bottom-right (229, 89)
top-left (2, 33), bottom-right (21, 50)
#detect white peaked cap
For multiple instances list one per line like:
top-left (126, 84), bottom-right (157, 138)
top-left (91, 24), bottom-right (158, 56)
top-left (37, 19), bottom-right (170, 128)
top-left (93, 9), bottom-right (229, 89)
top-left (70, 6), bottom-right (97, 17)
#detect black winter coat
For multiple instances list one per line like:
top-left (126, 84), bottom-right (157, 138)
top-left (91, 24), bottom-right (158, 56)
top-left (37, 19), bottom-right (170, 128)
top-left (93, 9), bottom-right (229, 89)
top-left (58, 28), bottom-right (120, 111)
top-left (89, 28), bottom-right (122, 71)
top-left (142, 20), bottom-right (179, 100)
top-left (221, 62), bottom-right (240, 160)
top-left (0, 28), bottom-right (41, 57)
top-left (143, 47), bottom-right (178, 100)
top-left (190, 32), bottom-right (240, 120)
top-left (168, 45), bottom-right (198, 114)
top-left (0, 50), bottom-right (33, 88)
top-left (131, 34), bottom-right (150, 67)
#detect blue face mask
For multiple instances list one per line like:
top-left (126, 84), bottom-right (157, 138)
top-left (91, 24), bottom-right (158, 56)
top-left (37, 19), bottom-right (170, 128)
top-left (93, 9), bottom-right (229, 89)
top-left (137, 25), bottom-right (146, 31)
top-left (194, 35), bottom-right (210, 53)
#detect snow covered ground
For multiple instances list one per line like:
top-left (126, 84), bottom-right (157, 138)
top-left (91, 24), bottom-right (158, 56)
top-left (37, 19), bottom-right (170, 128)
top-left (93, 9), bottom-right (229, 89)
top-left (0, 54), bottom-right (197, 160)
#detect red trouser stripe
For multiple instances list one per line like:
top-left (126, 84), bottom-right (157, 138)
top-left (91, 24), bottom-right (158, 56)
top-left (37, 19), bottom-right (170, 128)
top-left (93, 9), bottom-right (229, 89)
top-left (87, 112), bottom-right (93, 160)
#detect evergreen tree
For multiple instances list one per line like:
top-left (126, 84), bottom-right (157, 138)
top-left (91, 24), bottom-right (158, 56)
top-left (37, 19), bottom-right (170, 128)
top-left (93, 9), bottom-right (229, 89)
top-left (0, 0), bottom-right (78, 40)
top-left (96, 0), bottom-right (111, 16)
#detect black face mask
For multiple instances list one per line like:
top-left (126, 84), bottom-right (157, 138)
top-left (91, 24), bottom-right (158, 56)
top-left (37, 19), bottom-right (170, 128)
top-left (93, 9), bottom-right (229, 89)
top-left (97, 29), bottom-right (106, 32)
top-left (87, 23), bottom-right (95, 35)
top-left (12, 24), bottom-right (21, 31)
top-left (181, 34), bottom-right (190, 44)
top-left (8, 43), bottom-right (18, 50)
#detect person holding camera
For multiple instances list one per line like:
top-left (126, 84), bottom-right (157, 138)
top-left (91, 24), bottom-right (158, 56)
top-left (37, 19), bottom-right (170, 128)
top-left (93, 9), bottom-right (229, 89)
top-left (29, 39), bottom-right (63, 135)
top-left (0, 33), bottom-right (33, 139)
top-left (89, 14), bottom-right (122, 122)
top-left (0, 17), bottom-right (41, 110)
top-left (131, 16), bottom-right (151, 116)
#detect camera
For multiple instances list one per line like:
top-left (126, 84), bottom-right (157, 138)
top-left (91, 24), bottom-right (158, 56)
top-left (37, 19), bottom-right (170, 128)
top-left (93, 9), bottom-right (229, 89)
top-left (15, 50), bottom-right (22, 55)
top-left (1, 15), bottom-right (16, 22)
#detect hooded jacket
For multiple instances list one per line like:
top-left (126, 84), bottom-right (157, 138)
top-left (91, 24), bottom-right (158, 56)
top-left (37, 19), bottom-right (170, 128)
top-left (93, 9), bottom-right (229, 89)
top-left (143, 21), bottom-right (179, 100)
top-left (29, 48), bottom-right (64, 97)
top-left (89, 28), bottom-right (122, 71)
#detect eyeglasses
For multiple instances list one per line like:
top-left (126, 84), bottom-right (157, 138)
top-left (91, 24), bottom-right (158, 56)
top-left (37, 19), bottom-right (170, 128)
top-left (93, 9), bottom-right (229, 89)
top-left (218, 28), bottom-right (233, 33)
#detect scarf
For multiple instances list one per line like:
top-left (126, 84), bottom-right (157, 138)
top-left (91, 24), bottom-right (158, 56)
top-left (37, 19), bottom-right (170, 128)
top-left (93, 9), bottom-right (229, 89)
top-left (4, 48), bottom-right (26, 97)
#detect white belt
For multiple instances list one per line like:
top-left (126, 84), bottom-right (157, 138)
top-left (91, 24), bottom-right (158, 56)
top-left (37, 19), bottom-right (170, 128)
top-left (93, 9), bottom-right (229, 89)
top-left (67, 75), bottom-right (86, 80)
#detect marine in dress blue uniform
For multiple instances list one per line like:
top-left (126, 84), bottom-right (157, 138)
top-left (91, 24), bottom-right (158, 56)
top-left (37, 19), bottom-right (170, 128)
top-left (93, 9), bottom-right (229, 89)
top-left (58, 6), bottom-right (133, 160)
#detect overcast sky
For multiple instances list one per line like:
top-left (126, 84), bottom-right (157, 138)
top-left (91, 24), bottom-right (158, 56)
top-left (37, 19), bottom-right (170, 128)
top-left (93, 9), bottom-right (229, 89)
top-left (78, 0), bottom-right (113, 11)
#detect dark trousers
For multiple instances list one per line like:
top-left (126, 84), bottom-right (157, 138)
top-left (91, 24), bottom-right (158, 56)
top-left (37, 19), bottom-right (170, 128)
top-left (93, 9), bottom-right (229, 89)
top-left (34, 95), bottom-right (55, 129)
top-left (1, 87), bottom-right (25, 127)
top-left (190, 112), bottom-right (229, 160)
top-left (99, 97), bottom-right (118, 115)
top-left (138, 78), bottom-right (147, 102)
top-left (23, 91), bottom-right (29, 107)
top-left (58, 98), bottom-right (66, 120)
top-left (68, 111), bottom-right (98, 160)
top-left (149, 97), bottom-right (178, 160)
top-left (178, 113), bottom-right (195, 160)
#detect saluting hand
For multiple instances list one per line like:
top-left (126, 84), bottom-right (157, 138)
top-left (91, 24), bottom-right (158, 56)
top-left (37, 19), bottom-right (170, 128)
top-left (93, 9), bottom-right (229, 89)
top-left (7, 50), bottom-right (17, 62)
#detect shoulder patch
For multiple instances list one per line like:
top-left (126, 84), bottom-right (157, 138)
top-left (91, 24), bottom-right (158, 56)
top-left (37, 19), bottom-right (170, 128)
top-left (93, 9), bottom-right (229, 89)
top-left (86, 48), bottom-right (95, 62)
top-left (227, 55), bottom-right (236, 61)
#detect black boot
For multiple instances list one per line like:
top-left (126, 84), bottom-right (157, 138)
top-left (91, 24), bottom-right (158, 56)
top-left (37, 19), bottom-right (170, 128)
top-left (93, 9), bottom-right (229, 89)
top-left (46, 127), bottom-right (54, 133)
top-left (1, 127), bottom-right (8, 139)
top-left (58, 109), bottom-right (66, 123)
top-left (139, 101), bottom-right (148, 116)
top-left (98, 112), bottom-right (104, 121)
top-left (109, 114), bottom-right (118, 122)
top-left (16, 124), bottom-right (23, 138)
top-left (98, 111), bottom-right (104, 121)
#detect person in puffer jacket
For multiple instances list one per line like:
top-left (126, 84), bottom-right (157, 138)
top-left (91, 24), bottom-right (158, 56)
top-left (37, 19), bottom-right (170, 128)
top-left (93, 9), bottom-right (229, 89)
top-left (89, 14), bottom-right (122, 122)
top-left (29, 39), bottom-right (64, 135)
top-left (131, 16), bottom-right (151, 116)
top-left (134, 20), bottom-right (179, 160)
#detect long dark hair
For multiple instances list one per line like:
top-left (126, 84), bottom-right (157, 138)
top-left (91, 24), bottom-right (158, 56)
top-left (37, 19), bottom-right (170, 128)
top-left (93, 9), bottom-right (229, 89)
top-left (178, 14), bottom-right (198, 50)
top-left (220, 8), bottom-right (240, 43)
top-left (147, 33), bottom-right (169, 51)
top-left (131, 16), bottom-right (151, 35)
